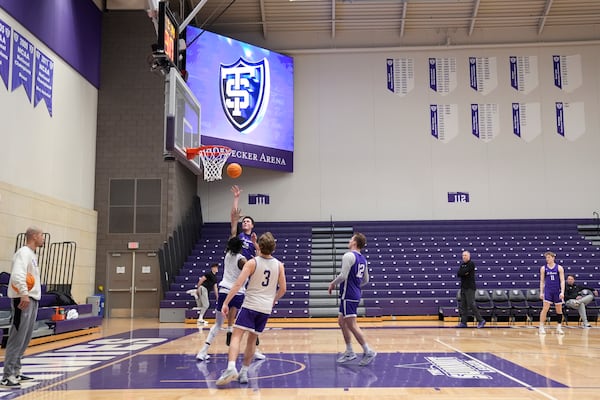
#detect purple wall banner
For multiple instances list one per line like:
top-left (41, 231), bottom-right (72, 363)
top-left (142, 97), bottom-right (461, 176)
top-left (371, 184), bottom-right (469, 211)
top-left (512, 103), bottom-right (521, 137)
top-left (11, 30), bottom-right (34, 101)
top-left (0, 17), bottom-right (10, 89)
top-left (34, 48), bottom-right (53, 116)
top-left (555, 102), bottom-right (565, 137)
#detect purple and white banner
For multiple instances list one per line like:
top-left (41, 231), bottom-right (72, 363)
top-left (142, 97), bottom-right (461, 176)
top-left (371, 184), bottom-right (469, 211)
top-left (34, 49), bottom-right (54, 116)
top-left (552, 54), bottom-right (582, 93)
top-left (0, 18), bottom-right (11, 89)
top-left (428, 57), bottom-right (456, 95)
top-left (509, 55), bottom-right (538, 94)
top-left (387, 57), bottom-right (414, 96)
top-left (511, 102), bottom-right (541, 143)
top-left (471, 103), bottom-right (499, 142)
top-left (11, 30), bottom-right (34, 102)
top-left (430, 104), bottom-right (458, 143)
top-left (555, 101), bottom-right (586, 141)
top-left (469, 56), bottom-right (497, 95)
top-left (512, 103), bottom-right (521, 137)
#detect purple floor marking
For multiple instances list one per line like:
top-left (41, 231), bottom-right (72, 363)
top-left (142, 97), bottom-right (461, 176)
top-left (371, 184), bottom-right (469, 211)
top-left (62, 352), bottom-right (566, 390)
top-left (0, 328), bottom-right (569, 396)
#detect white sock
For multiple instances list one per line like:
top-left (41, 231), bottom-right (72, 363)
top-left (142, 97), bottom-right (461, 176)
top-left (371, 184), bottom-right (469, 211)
top-left (240, 365), bottom-right (249, 374)
top-left (362, 343), bottom-right (372, 354)
top-left (345, 343), bottom-right (353, 353)
top-left (227, 361), bottom-right (236, 371)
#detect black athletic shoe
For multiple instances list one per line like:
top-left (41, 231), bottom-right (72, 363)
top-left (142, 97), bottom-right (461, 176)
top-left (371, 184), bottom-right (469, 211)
top-left (16, 375), bottom-right (34, 381)
top-left (226, 331), bottom-right (232, 346)
top-left (1, 377), bottom-right (21, 388)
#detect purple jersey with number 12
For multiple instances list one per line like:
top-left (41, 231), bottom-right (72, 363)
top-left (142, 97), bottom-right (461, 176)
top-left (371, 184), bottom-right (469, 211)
top-left (340, 251), bottom-right (367, 301)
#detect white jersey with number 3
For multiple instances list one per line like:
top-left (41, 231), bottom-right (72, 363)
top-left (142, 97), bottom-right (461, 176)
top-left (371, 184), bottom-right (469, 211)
top-left (242, 256), bottom-right (281, 314)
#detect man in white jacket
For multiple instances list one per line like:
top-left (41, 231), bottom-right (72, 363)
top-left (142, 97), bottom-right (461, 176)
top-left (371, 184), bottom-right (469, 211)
top-left (1, 227), bottom-right (45, 388)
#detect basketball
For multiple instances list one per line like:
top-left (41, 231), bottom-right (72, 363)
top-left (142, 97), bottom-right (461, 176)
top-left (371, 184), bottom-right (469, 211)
top-left (226, 163), bottom-right (242, 179)
top-left (11, 272), bottom-right (35, 292)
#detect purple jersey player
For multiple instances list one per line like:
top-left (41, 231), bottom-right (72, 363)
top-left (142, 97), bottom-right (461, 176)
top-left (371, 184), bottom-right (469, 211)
top-left (230, 185), bottom-right (257, 259)
top-left (328, 233), bottom-right (377, 366)
top-left (539, 251), bottom-right (565, 335)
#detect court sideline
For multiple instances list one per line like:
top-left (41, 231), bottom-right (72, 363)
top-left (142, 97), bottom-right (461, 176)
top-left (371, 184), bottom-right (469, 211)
top-left (1, 318), bottom-right (599, 400)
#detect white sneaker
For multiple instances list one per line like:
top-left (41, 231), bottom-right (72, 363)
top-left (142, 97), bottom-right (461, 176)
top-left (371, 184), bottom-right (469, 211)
top-left (539, 326), bottom-right (546, 335)
top-left (197, 319), bottom-right (208, 326)
top-left (196, 350), bottom-right (210, 361)
top-left (216, 368), bottom-right (238, 386)
top-left (238, 369), bottom-right (249, 384)
top-left (556, 326), bottom-right (565, 335)
top-left (583, 322), bottom-right (592, 328)
top-left (336, 351), bottom-right (357, 363)
top-left (253, 350), bottom-right (266, 360)
top-left (359, 351), bottom-right (377, 366)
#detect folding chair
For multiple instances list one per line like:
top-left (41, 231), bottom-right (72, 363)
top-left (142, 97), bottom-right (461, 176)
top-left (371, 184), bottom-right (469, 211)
top-left (526, 288), bottom-right (543, 324)
top-left (491, 289), bottom-right (511, 325)
top-left (508, 289), bottom-right (529, 325)
top-left (474, 289), bottom-right (494, 321)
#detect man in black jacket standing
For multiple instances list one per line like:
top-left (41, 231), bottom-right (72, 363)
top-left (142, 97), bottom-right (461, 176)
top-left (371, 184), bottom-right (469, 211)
top-left (457, 251), bottom-right (486, 328)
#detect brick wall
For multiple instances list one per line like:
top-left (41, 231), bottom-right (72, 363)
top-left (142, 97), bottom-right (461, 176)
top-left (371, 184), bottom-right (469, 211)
top-left (94, 10), bottom-right (198, 291)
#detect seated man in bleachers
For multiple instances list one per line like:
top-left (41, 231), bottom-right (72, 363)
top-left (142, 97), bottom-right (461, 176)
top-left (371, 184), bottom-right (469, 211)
top-left (564, 274), bottom-right (598, 328)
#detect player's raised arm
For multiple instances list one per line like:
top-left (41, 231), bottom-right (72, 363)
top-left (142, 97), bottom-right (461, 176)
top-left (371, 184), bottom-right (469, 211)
top-left (230, 185), bottom-right (242, 238)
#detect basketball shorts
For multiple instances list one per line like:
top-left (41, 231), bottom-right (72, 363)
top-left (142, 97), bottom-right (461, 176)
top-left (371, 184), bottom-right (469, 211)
top-left (216, 292), bottom-right (244, 312)
top-left (233, 307), bottom-right (270, 334)
top-left (339, 299), bottom-right (359, 318)
top-left (543, 288), bottom-right (562, 304)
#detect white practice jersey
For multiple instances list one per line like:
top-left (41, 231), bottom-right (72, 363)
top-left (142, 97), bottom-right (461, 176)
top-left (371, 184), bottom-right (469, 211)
top-left (242, 256), bottom-right (281, 314)
top-left (219, 252), bottom-right (246, 295)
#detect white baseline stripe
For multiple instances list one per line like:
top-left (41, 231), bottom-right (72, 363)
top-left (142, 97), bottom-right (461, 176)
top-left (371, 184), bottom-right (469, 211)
top-left (435, 338), bottom-right (558, 400)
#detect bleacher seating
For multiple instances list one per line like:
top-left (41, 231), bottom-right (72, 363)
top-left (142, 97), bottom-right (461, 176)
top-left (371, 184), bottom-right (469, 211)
top-left (0, 279), bottom-right (102, 346)
top-left (162, 219), bottom-right (600, 320)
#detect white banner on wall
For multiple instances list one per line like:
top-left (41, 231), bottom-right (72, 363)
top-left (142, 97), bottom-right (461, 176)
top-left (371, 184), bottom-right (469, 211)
top-left (511, 102), bottom-right (541, 143)
top-left (509, 55), bottom-right (538, 94)
top-left (552, 54), bottom-right (582, 93)
top-left (471, 103), bottom-right (499, 142)
top-left (555, 101), bottom-right (585, 141)
top-left (429, 57), bottom-right (457, 96)
top-left (469, 56), bottom-right (497, 95)
top-left (386, 57), bottom-right (414, 96)
top-left (430, 104), bottom-right (459, 143)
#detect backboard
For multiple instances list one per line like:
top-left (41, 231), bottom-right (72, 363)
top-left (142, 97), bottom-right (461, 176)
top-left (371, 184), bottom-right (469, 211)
top-left (164, 68), bottom-right (202, 172)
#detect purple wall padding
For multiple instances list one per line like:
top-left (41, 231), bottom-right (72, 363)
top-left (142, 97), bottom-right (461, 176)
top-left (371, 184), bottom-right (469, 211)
top-left (0, 0), bottom-right (102, 88)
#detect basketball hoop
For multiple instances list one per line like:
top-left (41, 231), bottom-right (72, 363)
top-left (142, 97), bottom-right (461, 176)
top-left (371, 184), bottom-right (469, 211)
top-left (186, 145), bottom-right (232, 182)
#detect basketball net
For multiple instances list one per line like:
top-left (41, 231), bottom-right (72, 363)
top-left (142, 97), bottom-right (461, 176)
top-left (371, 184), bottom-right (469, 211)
top-left (186, 145), bottom-right (232, 182)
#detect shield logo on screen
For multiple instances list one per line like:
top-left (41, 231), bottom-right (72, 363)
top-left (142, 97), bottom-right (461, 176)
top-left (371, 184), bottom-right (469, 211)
top-left (220, 58), bottom-right (270, 133)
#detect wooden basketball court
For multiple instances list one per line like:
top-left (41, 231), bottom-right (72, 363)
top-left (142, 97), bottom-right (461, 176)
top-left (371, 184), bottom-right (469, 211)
top-left (3, 317), bottom-right (599, 400)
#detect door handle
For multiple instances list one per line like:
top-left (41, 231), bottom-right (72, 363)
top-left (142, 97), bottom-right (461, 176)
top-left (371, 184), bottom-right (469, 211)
top-left (108, 288), bottom-right (132, 293)
top-left (134, 287), bottom-right (158, 293)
